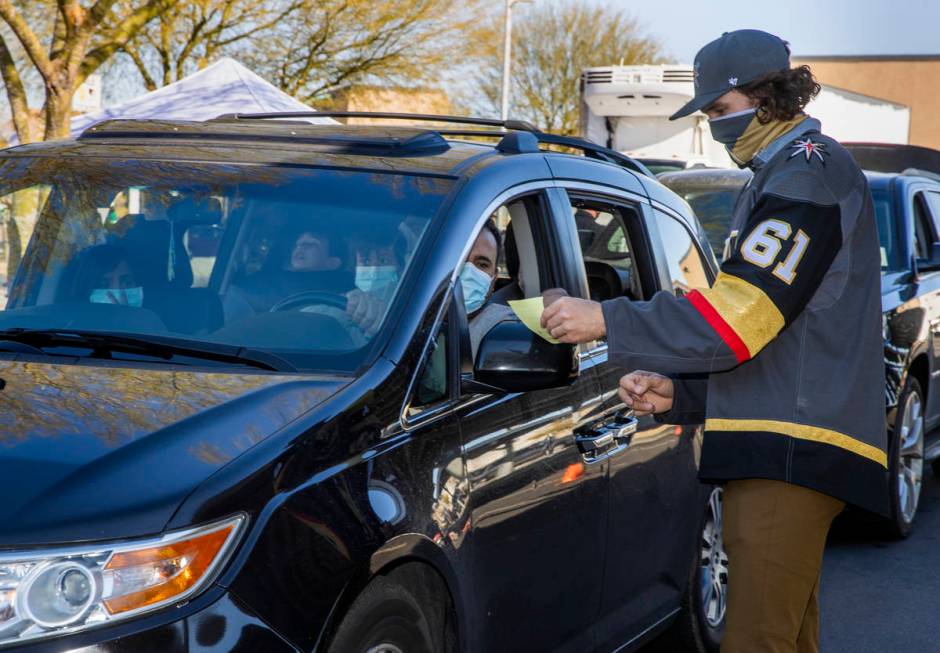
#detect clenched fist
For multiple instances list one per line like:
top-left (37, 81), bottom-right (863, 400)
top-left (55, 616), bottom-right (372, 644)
top-left (619, 371), bottom-right (674, 416)
top-left (539, 289), bottom-right (606, 344)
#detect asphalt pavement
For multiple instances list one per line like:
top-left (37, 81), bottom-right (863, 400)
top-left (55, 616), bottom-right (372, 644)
top-left (643, 471), bottom-right (940, 652)
top-left (820, 470), bottom-right (940, 652)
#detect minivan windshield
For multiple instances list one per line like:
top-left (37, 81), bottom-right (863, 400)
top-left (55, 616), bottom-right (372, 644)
top-left (0, 157), bottom-right (453, 372)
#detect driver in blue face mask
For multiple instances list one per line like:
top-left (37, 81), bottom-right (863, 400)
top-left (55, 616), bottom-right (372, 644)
top-left (461, 219), bottom-right (515, 357)
top-left (460, 221), bottom-right (498, 314)
top-left (419, 219), bottom-right (516, 400)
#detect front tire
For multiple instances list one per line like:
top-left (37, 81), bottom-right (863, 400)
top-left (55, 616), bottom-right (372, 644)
top-left (887, 377), bottom-right (925, 538)
top-left (670, 486), bottom-right (726, 652)
top-left (326, 566), bottom-right (455, 653)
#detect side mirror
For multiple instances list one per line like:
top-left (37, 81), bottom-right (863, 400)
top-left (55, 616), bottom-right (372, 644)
top-left (916, 242), bottom-right (940, 273)
top-left (465, 319), bottom-right (579, 393)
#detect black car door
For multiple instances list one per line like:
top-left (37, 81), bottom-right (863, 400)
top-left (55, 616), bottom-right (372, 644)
top-left (456, 191), bottom-right (609, 653)
top-left (550, 187), bottom-right (712, 650)
top-left (912, 188), bottom-right (940, 427)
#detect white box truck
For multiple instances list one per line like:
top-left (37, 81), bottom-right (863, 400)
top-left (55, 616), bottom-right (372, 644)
top-left (580, 64), bottom-right (911, 173)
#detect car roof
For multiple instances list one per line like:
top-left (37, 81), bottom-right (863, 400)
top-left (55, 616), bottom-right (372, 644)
top-left (3, 117), bottom-right (656, 179)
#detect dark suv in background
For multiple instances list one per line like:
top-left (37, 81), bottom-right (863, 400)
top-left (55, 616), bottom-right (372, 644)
top-left (0, 113), bottom-right (726, 653)
top-left (660, 143), bottom-right (940, 537)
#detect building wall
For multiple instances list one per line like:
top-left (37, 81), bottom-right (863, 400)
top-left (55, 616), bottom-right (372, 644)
top-left (805, 86), bottom-right (910, 144)
top-left (329, 86), bottom-right (452, 125)
top-left (794, 57), bottom-right (940, 149)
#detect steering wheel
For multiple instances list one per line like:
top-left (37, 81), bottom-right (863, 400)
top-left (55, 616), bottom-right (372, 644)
top-left (269, 291), bottom-right (349, 313)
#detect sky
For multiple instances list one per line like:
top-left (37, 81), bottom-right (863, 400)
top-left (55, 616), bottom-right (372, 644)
top-left (541, 0), bottom-right (940, 64)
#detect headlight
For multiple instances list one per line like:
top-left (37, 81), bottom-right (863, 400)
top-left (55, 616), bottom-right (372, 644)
top-left (0, 514), bottom-right (245, 648)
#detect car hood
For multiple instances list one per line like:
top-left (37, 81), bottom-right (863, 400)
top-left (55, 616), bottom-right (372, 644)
top-left (0, 360), bottom-right (348, 547)
top-left (881, 271), bottom-right (913, 313)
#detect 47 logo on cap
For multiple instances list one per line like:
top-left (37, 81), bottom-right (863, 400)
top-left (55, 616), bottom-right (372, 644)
top-left (789, 137), bottom-right (829, 164)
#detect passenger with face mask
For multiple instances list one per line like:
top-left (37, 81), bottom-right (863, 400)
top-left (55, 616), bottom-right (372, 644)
top-left (78, 244), bottom-right (145, 308)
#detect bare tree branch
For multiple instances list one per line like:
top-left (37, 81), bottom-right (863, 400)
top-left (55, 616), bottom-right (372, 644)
top-left (0, 0), bottom-right (52, 77)
top-left (468, 2), bottom-right (666, 134)
top-left (0, 32), bottom-right (31, 143)
top-left (120, 41), bottom-right (156, 90)
top-left (245, 0), bottom-right (479, 105)
top-left (78, 0), bottom-right (170, 84)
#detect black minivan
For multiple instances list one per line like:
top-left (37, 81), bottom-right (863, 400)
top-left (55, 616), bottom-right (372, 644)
top-left (0, 114), bottom-right (725, 653)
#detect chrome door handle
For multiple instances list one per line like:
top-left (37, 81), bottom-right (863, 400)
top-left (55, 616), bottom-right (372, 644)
top-left (607, 416), bottom-right (638, 444)
top-left (575, 414), bottom-right (637, 464)
top-left (575, 430), bottom-right (615, 454)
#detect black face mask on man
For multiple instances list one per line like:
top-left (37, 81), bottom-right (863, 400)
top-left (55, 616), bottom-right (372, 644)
top-left (708, 108), bottom-right (757, 147)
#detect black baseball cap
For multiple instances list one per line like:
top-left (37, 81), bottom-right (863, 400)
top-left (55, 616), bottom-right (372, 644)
top-left (669, 29), bottom-right (790, 120)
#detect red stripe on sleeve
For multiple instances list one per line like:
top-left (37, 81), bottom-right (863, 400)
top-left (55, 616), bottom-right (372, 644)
top-left (686, 290), bottom-right (751, 364)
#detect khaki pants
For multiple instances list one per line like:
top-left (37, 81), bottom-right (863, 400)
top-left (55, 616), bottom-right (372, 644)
top-left (722, 479), bottom-right (844, 653)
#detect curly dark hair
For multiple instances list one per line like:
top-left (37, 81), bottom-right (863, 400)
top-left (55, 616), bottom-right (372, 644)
top-left (738, 65), bottom-right (821, 124)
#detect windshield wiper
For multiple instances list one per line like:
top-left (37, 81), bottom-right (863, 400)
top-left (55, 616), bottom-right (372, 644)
top-left (0, 328), bottom-right (297, 372)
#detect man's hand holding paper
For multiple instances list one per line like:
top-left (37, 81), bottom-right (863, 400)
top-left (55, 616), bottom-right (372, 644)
top-left (538, 288), bottom-right (606, 344)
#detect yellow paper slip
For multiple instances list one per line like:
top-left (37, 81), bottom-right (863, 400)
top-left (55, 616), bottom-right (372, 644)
top-left (508, 297), bottom-right (560, 344)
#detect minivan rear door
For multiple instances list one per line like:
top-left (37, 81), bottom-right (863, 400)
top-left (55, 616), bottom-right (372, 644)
top-left (549, 186), bottom-right (711, 650)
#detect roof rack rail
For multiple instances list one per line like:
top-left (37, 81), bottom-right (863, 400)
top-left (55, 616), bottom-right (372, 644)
top-left (532, 132), bottom-right (653, 177)
top-left (211, 111), bottom-right (652, 177)
top-left (212, 111), bottom-right (541, 133)
top-left (433, 129), bottom-right (652, 177)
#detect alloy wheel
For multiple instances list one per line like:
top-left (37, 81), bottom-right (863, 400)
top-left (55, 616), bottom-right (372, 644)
top-left (699, 487), bottom-right (728, 628)
top-left (898, 389), bottom-right (925, 525)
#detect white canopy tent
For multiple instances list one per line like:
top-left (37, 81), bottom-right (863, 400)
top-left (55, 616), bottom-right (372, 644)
top-left (69, 57), bottom-right (333, 137)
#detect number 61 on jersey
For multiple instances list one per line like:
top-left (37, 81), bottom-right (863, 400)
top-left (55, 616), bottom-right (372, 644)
top-left (740, 219), bottom-right (810, 285)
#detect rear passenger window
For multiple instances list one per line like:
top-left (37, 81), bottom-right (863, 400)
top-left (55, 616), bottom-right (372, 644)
top-left (653, 211), bottom-right (710, 296)
top-left (564, 198), bottom-right (643, 303)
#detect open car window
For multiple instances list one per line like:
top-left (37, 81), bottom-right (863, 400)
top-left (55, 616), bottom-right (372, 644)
top-left (0, 157), bottom-right (453, 372)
